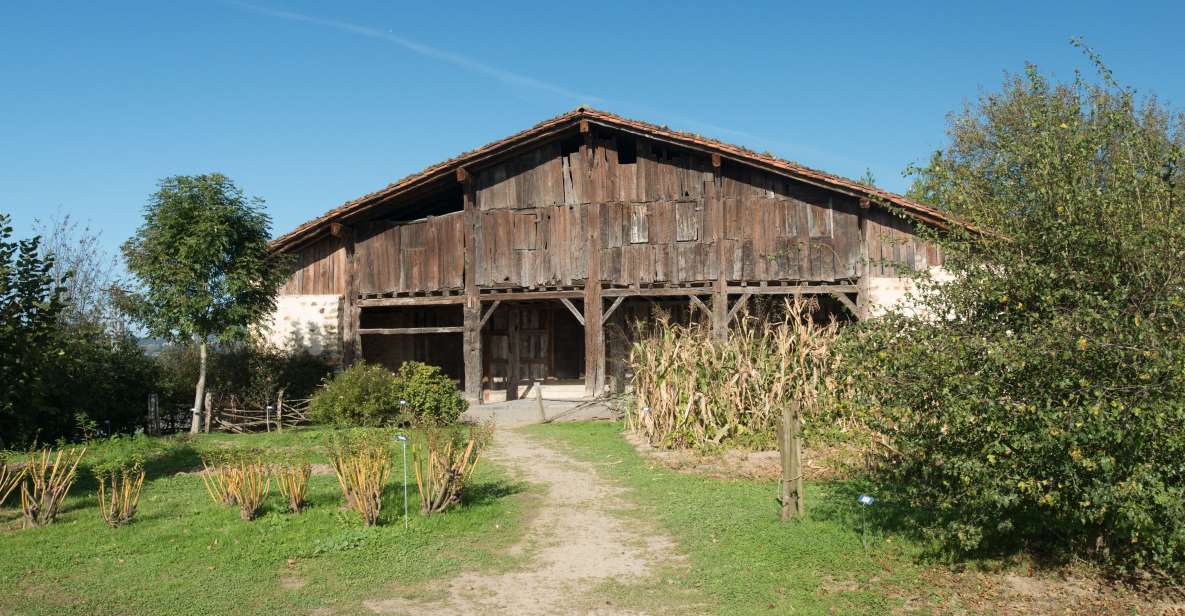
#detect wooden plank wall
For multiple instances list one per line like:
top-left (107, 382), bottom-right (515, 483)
top-left (280, 236), bottom-right (345, 294)
top-left (354, 212), bottom-right (465, 294)
top-left (281, 130), bottom-right (945, 297)
top-left (865, 208), bottom-right (943, 276)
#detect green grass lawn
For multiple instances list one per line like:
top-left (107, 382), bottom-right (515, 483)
top-left (525, 421), bottom-right (941, 615)
top-left (0, 428), bottom-right (531, 616)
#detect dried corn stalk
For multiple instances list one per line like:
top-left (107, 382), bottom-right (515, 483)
top-left (20, 447), bottom-right (86, 528)
top-left (327, 435), bottom-right (390, 526)
top-left (276, 462), bottom-right (310, 513)
top-left (0, 457), bottom-right (25, 507)
top-left (225, 458), bottom-right (270, 521)
top-left (97, 462), bottom-right (146, 528)
top-left (412, 430), bottom-right (483, 515)
top-left (627, 297), bottom-right (839, 450)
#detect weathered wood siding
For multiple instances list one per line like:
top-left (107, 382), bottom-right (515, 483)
top-left (354, 213), bottom-right (465, 294)
top-left (280, 236), bottom-right (345, 295)
top-left (281, 130), bottom-right (943, 296)
top-left (865, 208), bottom-right (944, 276)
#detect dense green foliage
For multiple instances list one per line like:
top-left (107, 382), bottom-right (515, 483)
top-left (0, 214), bottom-right (66, 446)
top-left (840, 53), bottom-right (1185, 577)
top-left (154, 341), bottom-right (333, 407)
top-left (309, 362), bottom-right (465, 427)
top-left (121, 174), bottom-right (289, 432)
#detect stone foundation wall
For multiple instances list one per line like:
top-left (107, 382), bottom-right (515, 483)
top-left (259, 294), bottom-right (343, 362)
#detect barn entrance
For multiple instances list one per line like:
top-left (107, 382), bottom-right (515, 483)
top-left (482, 301), bottom-right (585, 402)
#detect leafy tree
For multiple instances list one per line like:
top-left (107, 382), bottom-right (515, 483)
top-left (840, 47), bottom-right (1185, 577)
top-left (121, 174), bottom-right (288, 433)
top-left (0, 213), bottom-right (66, 447)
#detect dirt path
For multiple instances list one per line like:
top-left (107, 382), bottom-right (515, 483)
top-left (363, 428), bottom-right (687, 615)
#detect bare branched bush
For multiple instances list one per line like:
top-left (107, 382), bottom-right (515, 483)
top-left (0, 456), bottom-right (25, 507)
top-left (20, 447), bottom-right (86, 528)
top-left (96, 460), bottom-right (145, 528)
top-left (276, 462), bottom-right (310, 514)
top-left (225, 458), bottom-right (270, 521)
top-left (627, 298), bottom-right (839, 449)
top-left (326, 432), bottom-right (391, 526)
top-left (199, 452), bottom-right (236, 506)
top-left (412, 425), bottom-right (488, 515)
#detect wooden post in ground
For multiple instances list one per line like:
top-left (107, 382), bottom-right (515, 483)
top-left (507, 303), bottom-right (519, 401)
top-left (203, 393), bottom-right (213, 434)
top-left (148, 394), bottom-right (159, 436)
top-left (535, 380), bottom-right (546, 423)
top-left (460, 167), bottom-right (483, 404)
top-left (777, 401), bottom-right (805, 521)
top-left (276, 389), bottom-right (284, 433)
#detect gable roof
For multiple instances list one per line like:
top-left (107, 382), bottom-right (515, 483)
top-left (271, 107), bottom-right (957, 253)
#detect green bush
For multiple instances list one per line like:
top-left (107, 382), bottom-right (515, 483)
top-left (155, 342), bottom-right (334, 408)
top-left (309, 362), bottom-right (465, 427)
top-left (841, 54), bottom-right (1185, 578)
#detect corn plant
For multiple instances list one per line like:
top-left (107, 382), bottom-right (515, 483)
top-left (96, 459), bottom-right (146, 528)
top-left (627, 297), bottom-right (839, 450)
top-left (20, 447), bottom-right (86, 528)
top-left (225, 458), bottom-right (270, 521)
top-left (412, 427), bottom-right (486, 515)
top-left (326, 432), bottom-right (391, 526)
top-left (0, 456), bottom-right (25, 508)
top-left (275, 462), bottom-right (311, 514)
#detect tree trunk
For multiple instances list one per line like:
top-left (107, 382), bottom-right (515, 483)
top-left (190, 338), bottom-right (207, 434)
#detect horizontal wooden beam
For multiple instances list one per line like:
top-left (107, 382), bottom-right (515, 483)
top-left (602, 287), bottom-right (713, 298)
top-left (359, 326), bottom-right (463, 335)
top-left (725, 284), bottom-right (858, 295)
top-left (479, 289), bottom-right (585, 302)
top-left (358, 296), bottom-right (464, 307)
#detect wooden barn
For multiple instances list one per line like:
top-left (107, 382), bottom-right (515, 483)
top-left (266, 107), bottom-right (953, 403)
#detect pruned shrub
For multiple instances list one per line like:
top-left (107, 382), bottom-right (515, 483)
top-left (326, 431), bottom-right (391, 526)
top-left (225, 456), bottom-right (270, 521)
top-left (276, 461), bottom-right (310, 514)
top-left (0, 455), bottom-right (25, 507)
top-left (20, 447), bottom-right (86, 528)
top-left (310, 362), bottom-right (466, 427)
top-left (199, 452), bottom-right (236, 506)
top-left (413, 425), bottom-right (489, 515)
top-left (95, 458), bottom-right (145, 528)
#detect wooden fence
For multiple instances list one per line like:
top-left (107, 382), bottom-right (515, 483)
top-left (145, 392), bottom-right (312, 435)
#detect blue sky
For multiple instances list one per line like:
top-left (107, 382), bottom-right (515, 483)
top-left (3, 1), bottom-right (1183, 254)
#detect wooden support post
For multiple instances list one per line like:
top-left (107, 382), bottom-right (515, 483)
top-left (506, 303), bottom-right (519, 401)
top-left (583, 131), bottom-right (605, 397)
top-left (710, 154), bottom-right (728, 340)
top-left (856, 197), bottom-right (871, 320)
top-left (460, 167), bottom-right (483, 404)
top-left (777, 402), bottom-right (805, 521)
top-left (342, 225), bottom-right (360, 366)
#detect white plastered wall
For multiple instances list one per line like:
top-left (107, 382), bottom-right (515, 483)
top-left (259, 294), bottom-right (343, 361)
top-left (863, 267), bottom-right (953, 318)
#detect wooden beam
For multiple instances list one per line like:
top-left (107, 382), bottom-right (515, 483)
top-left (725, 284), bottom-right (858, 296)
top-left (688, 294), bottom-right (709, 316)
top-left (478, 300), bottom-right (501, 330)
top-left (602, 287), bottom-right (712, 298)
top-left (559, 297), bottom-right (585, 326)
top-left (342, 226), bottom-right (360, 366)
top-left (583, 129), bottom-right (605, 398)
top-left (480, 289), bottom-right (584, 302)
top-left (831, 291), bottom-right (859, 316)
top-left (601, 296), bottom-right (625, 325)
top-left (711, 161), bottom-right (727, 340)
top-left (462, 171), bottom-right (482, 404)
top-left (329, 222), bottom-right (347, 238)
top-left (579, 119), bottom-right (590, 133)
top-left (359, 326), bottom-right (464, 335)
top-left (357, 295), bottom-right (464, 307)
top-left (727, 293), bottom-right (751, 323)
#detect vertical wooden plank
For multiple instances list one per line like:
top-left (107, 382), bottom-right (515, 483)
top-left (506, 303), bottom-right (519, 401)
top-left (710, 156), bottom-right (727, 340)
top-left (461, 168), bottom-right (482, 404)
top-left (343, 226), bottom-right (359, 367)
top-left (583, 132), bottom-right (604, 397)
top-left (629, 204), bottom-right (649, 243)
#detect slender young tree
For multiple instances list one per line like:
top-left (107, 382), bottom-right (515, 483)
top-left (122, 174), bottom-right (288, 433)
